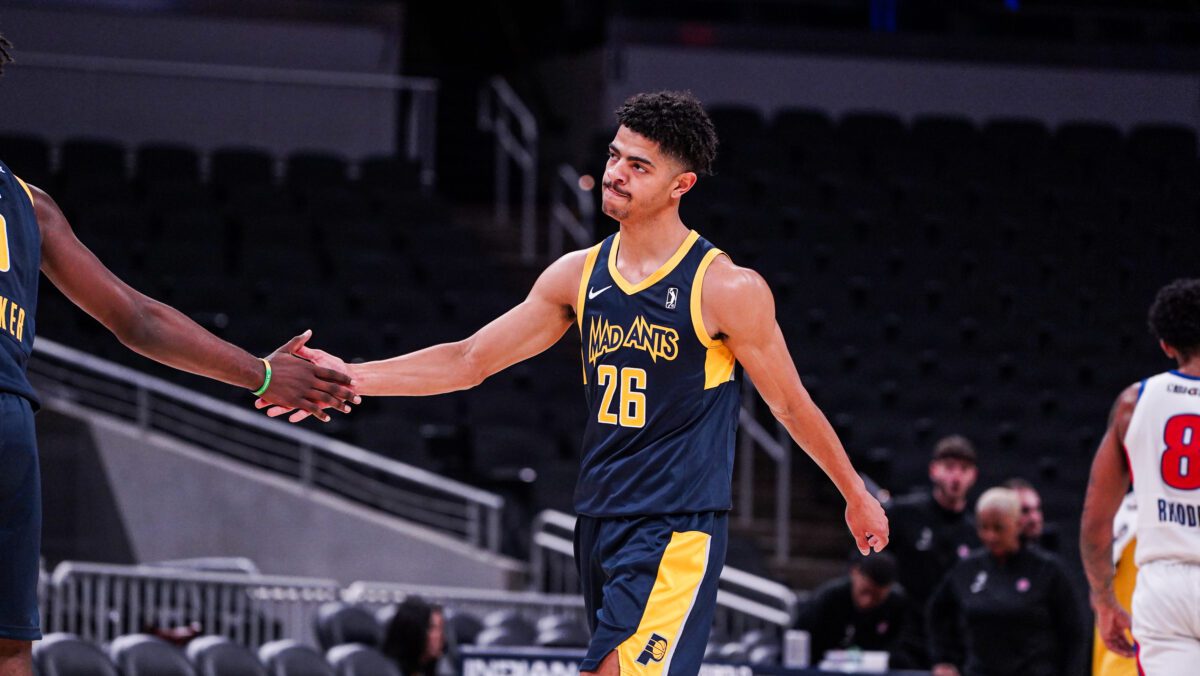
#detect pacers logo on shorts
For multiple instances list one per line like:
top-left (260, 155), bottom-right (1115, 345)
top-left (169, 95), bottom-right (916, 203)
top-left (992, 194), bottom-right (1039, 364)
top-left (636, 633), bottom-right (669, 665)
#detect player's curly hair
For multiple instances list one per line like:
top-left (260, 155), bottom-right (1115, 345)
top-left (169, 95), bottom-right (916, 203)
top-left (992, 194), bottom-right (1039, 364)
top-left (0, 34), bottom-right (13, 75)
top-left (1149, 278), bottom-right (1200, 358)
top-left (615, 91), bottom-right (718, 176)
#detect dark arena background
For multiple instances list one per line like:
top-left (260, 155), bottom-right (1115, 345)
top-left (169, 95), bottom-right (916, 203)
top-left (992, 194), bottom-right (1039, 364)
top-left (2, 0), bottom-right (1197, 674)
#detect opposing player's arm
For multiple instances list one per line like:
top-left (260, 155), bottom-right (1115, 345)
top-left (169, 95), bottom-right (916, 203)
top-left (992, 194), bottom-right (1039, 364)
top-left (31, 184), bottom-right (355, 419)
top-left (342, 249), bottom-right (585, 397)
top-left (703, 257), bottom-right (888, 554)
top-left (1079, 382), bottom-right (1138, 657)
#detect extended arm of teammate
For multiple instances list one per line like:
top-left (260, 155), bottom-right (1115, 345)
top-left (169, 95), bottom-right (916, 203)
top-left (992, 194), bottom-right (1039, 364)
top-left (31, 184), bottom-right (357, 420)
top-left (703, 257), bottom-right (889, 555)
top-left (1079, 383), bottom-right (1139, 658)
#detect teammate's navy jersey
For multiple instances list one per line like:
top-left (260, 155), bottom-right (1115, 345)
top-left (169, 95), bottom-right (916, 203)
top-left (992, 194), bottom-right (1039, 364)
top-left (574, 229), bottom-right (741, 516)
top-left (0, 161), bottom-right (40, 407)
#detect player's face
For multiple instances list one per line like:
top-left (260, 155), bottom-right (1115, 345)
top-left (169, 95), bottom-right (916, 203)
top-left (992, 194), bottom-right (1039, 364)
top-left (977, 508), bottom-right (1021, 558)
top-left (929, 459), bottom-right (977, 503)
top-left (1015, 488), bottom-right (1044, 539)
top-left (602, 125), bottom-right (695, 223)
top-left (849, 567), bottom-right (891, 611)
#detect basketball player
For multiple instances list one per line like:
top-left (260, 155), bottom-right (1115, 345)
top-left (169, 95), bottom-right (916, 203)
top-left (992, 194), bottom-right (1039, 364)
top-left (262, 91), bottom-right (889, 675)
top-left (0, 40), bottom-right (357, 676)
top-left (1081, 278), bottom-right (1200, 672)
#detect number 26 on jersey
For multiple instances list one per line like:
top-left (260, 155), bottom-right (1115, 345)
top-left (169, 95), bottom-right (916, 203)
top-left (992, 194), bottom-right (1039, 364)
top-left (596, 365), bottom-right (647, 428)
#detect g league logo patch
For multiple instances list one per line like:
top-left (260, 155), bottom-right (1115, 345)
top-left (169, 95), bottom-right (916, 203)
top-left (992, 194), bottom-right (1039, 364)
top-left (665, 287), bottom-right (679, 310)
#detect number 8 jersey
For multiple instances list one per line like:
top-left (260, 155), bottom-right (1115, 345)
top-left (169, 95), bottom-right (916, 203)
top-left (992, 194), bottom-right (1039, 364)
top-left (574, 230), bottom-right (742, 517)
top-left (0, 161), bottom-right (40, 407)
top-left (1125, 370), bottom-right (1200, 565)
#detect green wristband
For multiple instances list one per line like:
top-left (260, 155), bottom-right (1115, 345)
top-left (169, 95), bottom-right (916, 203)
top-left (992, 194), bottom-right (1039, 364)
top-left (253, 357), bottom-right (273, 396)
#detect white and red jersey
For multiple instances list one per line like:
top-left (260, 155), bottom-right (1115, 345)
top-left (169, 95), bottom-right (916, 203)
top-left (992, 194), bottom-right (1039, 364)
top-left (1124, 370), bottom-right (1200, 566)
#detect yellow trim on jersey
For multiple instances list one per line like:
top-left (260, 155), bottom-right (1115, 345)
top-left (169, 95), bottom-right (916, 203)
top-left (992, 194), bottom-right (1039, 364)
top-left (14, 176), bottom-right (35, 207)
top-left (616, 530), bottom-right (710, 674)
top-left (608, 229), bottom-right (699, 295)
top-left (691, 248), bottom-right (726, 348)
top-left (577, 243), bottom-right (603, 330)
top-left (703, 347), bottom-right (736, 390)
top-left (692, 248), bottom-right (737, 390)
top-left (577, 242), bottom-right (604, 385)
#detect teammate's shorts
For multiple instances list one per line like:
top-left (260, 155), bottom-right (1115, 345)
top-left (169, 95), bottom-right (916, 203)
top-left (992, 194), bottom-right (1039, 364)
top-left (574, 511), bottom-right (727, 674)
top-left (1131, 560), bottom-right (1200, 674)
top-left (0, 393), bottom-right (42, 641)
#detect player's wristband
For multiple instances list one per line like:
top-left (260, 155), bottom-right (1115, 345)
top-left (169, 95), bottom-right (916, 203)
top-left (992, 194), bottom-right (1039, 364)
top-left (253, 357), bottom-right (273, 396)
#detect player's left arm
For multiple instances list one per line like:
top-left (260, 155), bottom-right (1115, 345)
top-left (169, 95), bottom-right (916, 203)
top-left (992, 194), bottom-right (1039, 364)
top-left (702, 256), bottom-right (888, 554)
top-left (1079, 382), bottom-right (1138, 658)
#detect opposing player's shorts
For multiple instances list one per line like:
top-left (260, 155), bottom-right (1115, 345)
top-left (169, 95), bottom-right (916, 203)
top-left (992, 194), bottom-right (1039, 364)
top-left (1131, 560), bottom-right (1200, 674)
top-left (0, 393), bottom-right (42, 641)
top-left (574, 511), bottom-right (727, 674)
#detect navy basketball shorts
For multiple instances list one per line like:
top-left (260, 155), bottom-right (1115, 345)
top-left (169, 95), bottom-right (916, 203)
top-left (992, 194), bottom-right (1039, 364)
top-left (574, 511), bottom-right (727, 674)
top-left (0, 393), bottom-right (42, 641)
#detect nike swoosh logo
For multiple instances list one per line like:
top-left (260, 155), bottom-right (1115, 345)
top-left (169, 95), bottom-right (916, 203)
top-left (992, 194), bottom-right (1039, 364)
top-left (588, 285), bottom-right (612, 300)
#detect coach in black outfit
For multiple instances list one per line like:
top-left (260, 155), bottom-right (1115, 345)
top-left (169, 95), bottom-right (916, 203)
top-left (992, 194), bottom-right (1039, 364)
top-left (927, 487), bottom-right (1084, 676)
top-left (884, 435), bottom-right (980, 666)
top-left (795, 553), bottom-right (910, 664)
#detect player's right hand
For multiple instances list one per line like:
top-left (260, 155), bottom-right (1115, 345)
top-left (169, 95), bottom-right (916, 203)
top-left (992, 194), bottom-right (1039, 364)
top-left (256, 339), bottom-right (356, 423)
top-left (1092, 594), bottom-right (1135, 658)
top-left (846, 489), bottom-right (889, 555)
top-left (256, 331), bottom-right (359, 423)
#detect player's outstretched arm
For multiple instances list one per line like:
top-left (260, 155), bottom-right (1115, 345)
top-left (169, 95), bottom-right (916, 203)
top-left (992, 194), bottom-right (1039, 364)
top-left (703, 257), bottom-right (888, 555)
top-left (31, 184), bottom-right (357, 421)
top-left (1080, 383), bottom-right (1138, 658)
top-left (257, 248), bottom-right (586, 422)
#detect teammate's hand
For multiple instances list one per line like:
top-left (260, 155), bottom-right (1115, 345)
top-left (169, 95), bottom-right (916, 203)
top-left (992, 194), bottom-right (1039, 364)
top-left (1092, 593), bottom-right (1135, 658)
top-left (256, 331), bottom-right (359, 423)
top-left (845, 490), bottom-right (889, 555)
top-left (931, 664), bottom-right (960, 676)
top-left (255, 338), bottom-right (357, 423)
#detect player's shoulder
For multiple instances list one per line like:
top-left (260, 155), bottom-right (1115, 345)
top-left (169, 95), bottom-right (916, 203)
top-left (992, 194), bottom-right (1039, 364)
top-left (700, 254), bottom-right (772, 313)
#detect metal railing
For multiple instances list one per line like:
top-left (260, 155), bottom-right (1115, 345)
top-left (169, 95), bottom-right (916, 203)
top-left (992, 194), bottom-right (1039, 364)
top-left (16, 51), bottom-right (439, 191)
top-left (46, 562), bottom-right (340, 648)
top-left (478, 77), bottom-right (538, 263)
top-left (529, 510), bottom-right (799, 639)
top-left (737, 377), bottom-right (794, 564)
top-left (28, 338), bottom-right (505, 552)
top-left (548, 163), bottom-right (596, 258)
top-left (344, 581), bottom-right (587, 628)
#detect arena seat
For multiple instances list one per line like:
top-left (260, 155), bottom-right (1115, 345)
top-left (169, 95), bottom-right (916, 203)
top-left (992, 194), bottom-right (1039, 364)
top-left (325, 644), bottom-right (400, 676)
top-left (211, 148), bottom-right (275, 191)
top-left (258, 640), bottom-right (335, 676)
top-left (186, 635), bottom-right (267, 676)
top-left (136, 143), bottom-right (201, 185)
top-left (314, 603), bottom-right (384, 651)
top-left (33, 633), bottom-right (118, 676)
top-left (445, 609), bottom-right (484, 646)
top-left (108, 634), bottom-right (196, 676)
top-left (61, 138), bottom-right (127, 181)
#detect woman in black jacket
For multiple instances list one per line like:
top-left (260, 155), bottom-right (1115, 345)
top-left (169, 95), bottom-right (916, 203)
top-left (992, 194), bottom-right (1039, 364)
top-left (928, 487), bottom-right (1084, 676)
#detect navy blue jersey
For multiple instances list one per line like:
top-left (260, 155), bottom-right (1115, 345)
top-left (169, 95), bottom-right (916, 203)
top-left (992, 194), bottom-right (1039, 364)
top-left (0, 162), bottom-right (39, 407)
top-left (574, 230), bottom-right (741, 516)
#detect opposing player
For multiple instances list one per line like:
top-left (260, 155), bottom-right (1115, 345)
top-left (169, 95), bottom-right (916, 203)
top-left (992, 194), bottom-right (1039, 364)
top-left (1081, 278), bottom-right (1200, 672)
top-left (262, 90), bottom-right (888, 675)
top-left (0, 41), bottom-right (358, 676)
